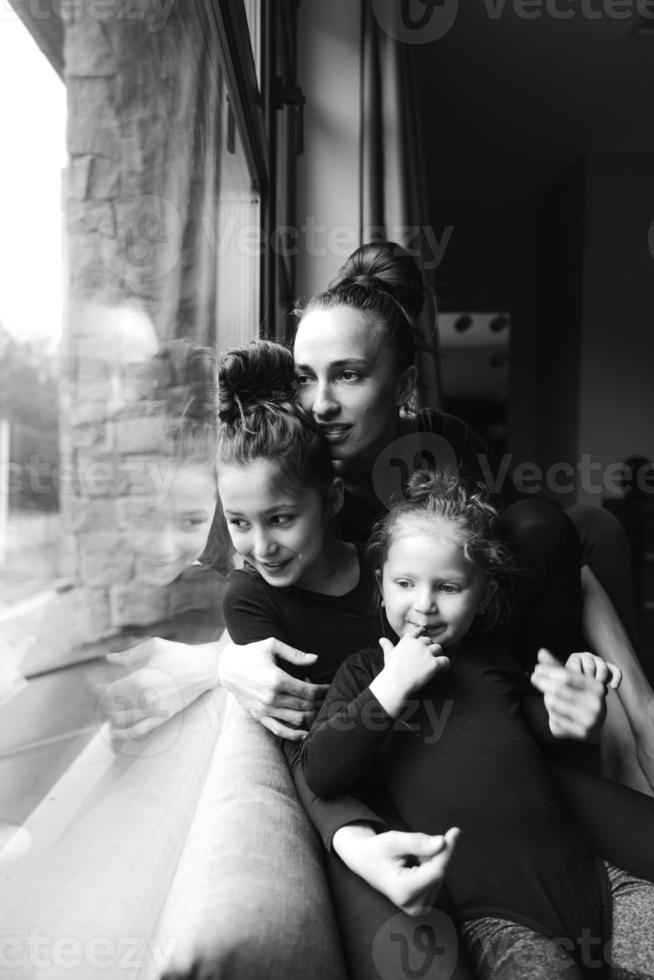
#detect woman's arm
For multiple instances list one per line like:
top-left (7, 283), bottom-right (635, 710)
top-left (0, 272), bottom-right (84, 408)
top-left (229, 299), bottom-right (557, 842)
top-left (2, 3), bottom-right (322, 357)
top-left (301, 682), bottom-right (395, 797)
top-left (580, 565), bottom-right (654, 792)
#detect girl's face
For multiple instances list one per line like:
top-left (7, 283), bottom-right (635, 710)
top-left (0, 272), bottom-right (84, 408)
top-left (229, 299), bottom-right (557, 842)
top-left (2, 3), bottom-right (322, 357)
top-left (218, 458), bottom-right (333, 589)
top-left (133, 462), bottom-right (217, 586)
top-left (293, 305), bottom-right (414, 465)
top-left (381, 526), bottom-right (490, 648)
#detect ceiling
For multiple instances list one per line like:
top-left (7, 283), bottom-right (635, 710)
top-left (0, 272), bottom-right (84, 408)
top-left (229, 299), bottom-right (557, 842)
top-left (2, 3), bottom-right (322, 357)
top-left (412, 3), bottom-right (654, 205)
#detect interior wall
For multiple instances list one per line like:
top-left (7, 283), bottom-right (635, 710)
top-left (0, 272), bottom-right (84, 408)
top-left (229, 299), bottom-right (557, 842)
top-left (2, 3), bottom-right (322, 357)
top-left (295, 0), bottom-right (362, 299)
top-left (577, 150), bottom-right (654, 506)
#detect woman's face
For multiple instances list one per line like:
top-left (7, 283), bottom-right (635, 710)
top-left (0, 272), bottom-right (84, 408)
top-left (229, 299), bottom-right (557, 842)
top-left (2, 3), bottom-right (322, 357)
top-left (293, 305), bottom-right (412, 466)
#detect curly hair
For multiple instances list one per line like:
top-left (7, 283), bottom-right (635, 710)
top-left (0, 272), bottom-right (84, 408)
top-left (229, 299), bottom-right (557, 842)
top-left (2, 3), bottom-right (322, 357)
top-left (367, 471), bottom-right (515, 631)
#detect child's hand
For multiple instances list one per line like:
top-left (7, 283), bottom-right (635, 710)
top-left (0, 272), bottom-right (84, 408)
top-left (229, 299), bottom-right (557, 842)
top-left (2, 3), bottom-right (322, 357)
top-left (566, 651), bottom-right (622, 690)
top-left (531, 648), bottom-right (608, 741)
top-left (370, 627), bottom-right (450, 718)
top-left (332, 823), bottom-right (461, 917)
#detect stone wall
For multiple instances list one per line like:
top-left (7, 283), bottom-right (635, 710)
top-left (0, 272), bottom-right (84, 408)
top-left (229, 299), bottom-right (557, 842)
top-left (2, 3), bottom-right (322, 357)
top-left (59, 1), bottom-right (228, 654)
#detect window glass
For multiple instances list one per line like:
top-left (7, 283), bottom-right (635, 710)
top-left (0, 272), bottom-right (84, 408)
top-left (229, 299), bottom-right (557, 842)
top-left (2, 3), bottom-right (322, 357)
top-left (243, 0), bottom-right (262, 88)
top-left (0, 15), bottom-right (67, 626)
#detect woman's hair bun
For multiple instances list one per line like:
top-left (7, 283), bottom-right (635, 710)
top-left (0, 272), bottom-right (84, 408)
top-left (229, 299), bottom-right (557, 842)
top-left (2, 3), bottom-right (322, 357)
top-left (218, 340), bottom-right (296, 425)
top-left (333, 241), bottom-right (426, 320)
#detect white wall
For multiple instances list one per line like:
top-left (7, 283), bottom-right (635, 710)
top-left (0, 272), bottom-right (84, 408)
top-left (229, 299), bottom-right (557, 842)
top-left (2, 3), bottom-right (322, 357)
top-left (296, 0), bottom-right (362, 299)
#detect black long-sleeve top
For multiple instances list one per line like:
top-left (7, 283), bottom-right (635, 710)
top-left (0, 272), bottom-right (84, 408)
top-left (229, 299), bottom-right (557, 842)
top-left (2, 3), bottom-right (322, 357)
top-left (222, 550), bottom-right (390, 844)
top-left (300, 641), bottom-right (608, 945)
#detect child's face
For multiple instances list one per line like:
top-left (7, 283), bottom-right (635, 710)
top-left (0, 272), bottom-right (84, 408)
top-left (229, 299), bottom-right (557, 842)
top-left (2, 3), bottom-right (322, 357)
top-left (218, 458), bottom-right (329, 589)
top-left (132, 462), bottom-right (217, 586)
top-left (381, 528), bottom-right (490, 648)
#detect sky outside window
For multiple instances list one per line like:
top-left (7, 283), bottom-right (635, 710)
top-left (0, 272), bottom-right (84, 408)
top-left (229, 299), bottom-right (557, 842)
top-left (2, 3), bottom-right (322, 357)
top-left (0, 13), bottom-right (66, 350)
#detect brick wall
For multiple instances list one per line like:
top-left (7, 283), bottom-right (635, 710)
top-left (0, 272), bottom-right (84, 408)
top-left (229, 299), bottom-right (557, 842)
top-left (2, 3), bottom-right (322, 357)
top-left (59, 2), bottom-right (226, 653)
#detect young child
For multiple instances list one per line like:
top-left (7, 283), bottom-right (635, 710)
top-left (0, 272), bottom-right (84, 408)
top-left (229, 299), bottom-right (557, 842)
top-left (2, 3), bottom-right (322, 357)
top-left (300, 473), bottom-right (654, 980)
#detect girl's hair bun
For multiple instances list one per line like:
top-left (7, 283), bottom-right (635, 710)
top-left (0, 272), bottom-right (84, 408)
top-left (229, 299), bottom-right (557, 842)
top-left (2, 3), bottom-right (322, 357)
top-left (333, 241), bottom-right (426, 320)
top-left (403, 469), bottom-right (459, 504)
top-left (218, 340), bottom-right (296, 426)
top-left (153, 339), bottom-right (217, 429)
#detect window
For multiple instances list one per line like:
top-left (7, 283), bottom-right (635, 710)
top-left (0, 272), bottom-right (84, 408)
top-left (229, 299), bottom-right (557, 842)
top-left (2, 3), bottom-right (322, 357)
top-left (0, 13), bottom-right (67, 634)
top-left (0, 0), bottom-right (301, 671)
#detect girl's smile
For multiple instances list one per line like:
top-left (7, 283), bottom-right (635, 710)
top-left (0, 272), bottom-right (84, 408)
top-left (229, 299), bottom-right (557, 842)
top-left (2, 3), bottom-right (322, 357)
top-left (218, 458), bottom-right (340, 592)
top-left (381, 529), bottom-right (490, 648)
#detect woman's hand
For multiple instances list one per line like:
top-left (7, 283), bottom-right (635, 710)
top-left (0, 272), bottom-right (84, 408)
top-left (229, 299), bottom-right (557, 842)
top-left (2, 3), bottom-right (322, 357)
top-left (217, 638), bottom-right (329, 740)
top-left (332, 823), bottom-right (460, 917)
top-left (531, 648), bottom-right (608, 741)
top-left (371, 629), bottom-right (450, 718)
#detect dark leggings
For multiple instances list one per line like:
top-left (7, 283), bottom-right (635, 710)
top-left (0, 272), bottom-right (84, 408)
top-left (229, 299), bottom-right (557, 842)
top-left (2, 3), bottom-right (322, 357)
top-left (460, 865), bottom-right (654, 980)
top-left (494, 499), bottom-right (584, 668)
top-left (495, 500), bottom-right (639, 669)
top-left (327, 852), bottom-right (476, 980)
